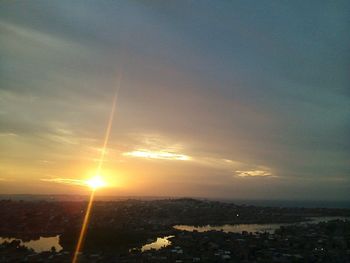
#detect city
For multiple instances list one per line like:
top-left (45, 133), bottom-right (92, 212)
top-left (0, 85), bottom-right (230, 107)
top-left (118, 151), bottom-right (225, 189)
top-left (1, 198), bottom-right (349, 262)
top-left (1, 1), bottom-right (349, 262)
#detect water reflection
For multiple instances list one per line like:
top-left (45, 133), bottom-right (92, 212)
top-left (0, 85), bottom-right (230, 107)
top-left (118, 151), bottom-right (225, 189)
top-left (174, 224), bottom-right (281, 234)
top-left (141, 235), bottom-right (174, 252)
top-left (0, 235), bottom-right (62, 253)
top-left (174, 216), bottom-right (349, 234)
top-left (306, 216), bottom-right (349, 224)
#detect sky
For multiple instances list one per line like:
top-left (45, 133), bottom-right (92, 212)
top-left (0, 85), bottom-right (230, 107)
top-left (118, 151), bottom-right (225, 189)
top-left (0, 1), bottom-right (349, 200)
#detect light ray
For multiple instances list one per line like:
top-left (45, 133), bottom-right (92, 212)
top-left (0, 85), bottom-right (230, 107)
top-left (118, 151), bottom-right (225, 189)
top-left (72, 73), bottom-right (122, 263)
top-left (71, 190), bottom-right (95, 263)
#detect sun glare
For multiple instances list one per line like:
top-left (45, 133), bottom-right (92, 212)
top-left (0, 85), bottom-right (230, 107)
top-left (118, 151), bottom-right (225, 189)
top-left (86, 176), bottom-right (106, 190)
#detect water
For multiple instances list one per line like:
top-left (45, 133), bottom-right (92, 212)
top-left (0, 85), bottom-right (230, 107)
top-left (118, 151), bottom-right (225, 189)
top-left (174, 223), bottom-right (282, 234)
top-left (130, 236), bottom-right (174, 252)
top-left (0, 235), bottom-right (62, 253)
top-left (137, 216), bottom-right (349, 253)
top-left (141, 235), bottom-right (174, 252)
top-left (1, 217), bottom-right (348, 253)
top-left (174, 216), bottom-right (350, 234)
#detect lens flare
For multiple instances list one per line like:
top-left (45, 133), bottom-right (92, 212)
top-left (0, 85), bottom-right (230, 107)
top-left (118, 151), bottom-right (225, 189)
top-left (72, 71), bottom-right (122, 263)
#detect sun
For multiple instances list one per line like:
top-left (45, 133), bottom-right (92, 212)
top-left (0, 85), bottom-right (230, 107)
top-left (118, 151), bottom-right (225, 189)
top-left (86, 175), bottom-right (106, 190)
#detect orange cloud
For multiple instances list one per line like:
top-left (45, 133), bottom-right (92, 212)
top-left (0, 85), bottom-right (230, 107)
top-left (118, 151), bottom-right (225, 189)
top-left (123, 150), bottom-right (191, 161)
top-left (235, 170), bottom-right (275, 178)
top-left (40, 178), bottom-right (87, 186)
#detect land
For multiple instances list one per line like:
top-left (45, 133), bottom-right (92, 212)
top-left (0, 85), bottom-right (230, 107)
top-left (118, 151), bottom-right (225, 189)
top-left (0, 198), bottom-right (350, 262)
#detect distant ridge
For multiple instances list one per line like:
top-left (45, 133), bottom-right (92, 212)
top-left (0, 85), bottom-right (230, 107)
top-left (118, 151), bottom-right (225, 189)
top-left (1, 194), bottom-right (349, 209)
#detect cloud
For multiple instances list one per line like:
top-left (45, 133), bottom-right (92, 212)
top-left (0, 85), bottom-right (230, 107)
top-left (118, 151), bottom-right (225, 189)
top-left (235, 170), bottom-right (275, 178)
top-left (0, 133), bottom-right (18, 137)
top-left (122, 133), bottom-right (191, 161)
top-left (123, 150), bottom-right (191, 161)
top-left (1, 1), bottom-right (349, 199)
top-left (40, 178), bottom-right (87, 187)
top-left (0, 20), bottom-right (87, 54)
top-left (122, 135), bottom-right (277, 178)
top-left (193, 157), bottom-right (243, 169)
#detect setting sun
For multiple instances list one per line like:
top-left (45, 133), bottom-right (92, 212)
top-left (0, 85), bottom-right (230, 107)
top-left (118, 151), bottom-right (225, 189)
top-left (1, 2), bottom-right (349, 263)
top-left (86, 176), bottom-right (106, 190)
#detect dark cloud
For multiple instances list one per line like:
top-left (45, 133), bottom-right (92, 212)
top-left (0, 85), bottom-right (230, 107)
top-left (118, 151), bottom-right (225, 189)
top-left (0, 1), bottom-right (349, 199)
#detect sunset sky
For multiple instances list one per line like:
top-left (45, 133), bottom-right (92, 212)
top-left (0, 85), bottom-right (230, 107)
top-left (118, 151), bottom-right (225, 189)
top-left (0, 1), bottom-right (349, 200)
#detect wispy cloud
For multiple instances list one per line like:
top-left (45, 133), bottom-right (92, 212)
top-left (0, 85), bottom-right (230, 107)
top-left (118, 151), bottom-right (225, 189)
top-left (0, 133), bottom-right (18, 137)
top-left (235, 170), bottom-right (275, 178)
top-left (41, 178), bottom-right (87, 186)
top-left (123, 134), bottom-right (191, 161)
top-left (124, 150), bottom-right (191, 161)
top-left (0, 20), bottom-right (86, 53)
top-left (122, 135), bottom-right (276, 179)
top-left (193, 157), bottom-right (242, 169)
